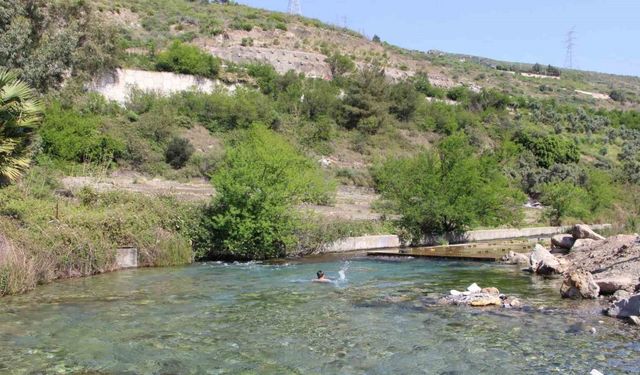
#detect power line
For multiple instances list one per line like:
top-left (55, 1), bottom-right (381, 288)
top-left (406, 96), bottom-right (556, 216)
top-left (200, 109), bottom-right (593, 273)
top-left (564, 27), bottom-right (576, 69)
top-left (288, 0), bottom-right (302, 15)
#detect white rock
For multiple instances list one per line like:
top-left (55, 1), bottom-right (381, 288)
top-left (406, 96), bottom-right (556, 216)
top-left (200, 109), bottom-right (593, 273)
top-left (467, 283), bottom-right (482, 293)
top-left (590, 370), bottom-right (604, 375)
top-left (450, 290), bottom-right (461, 296)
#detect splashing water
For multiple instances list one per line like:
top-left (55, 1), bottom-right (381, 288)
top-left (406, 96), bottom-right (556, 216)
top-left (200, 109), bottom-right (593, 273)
top-left (338, 260), bottom-right (350, 281)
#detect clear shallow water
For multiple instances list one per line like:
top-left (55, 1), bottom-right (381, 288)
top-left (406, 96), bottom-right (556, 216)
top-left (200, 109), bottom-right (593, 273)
top-left (0, 256), bottom-right (638, 374)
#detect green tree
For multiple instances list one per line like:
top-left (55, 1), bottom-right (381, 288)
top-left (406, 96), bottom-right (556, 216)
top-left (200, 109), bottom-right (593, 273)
top-left (540, 181), bottom-right (590, 225)
top-left (374, 133), bottom-right (523, 242)
top-left (337, 67), bottom-right (389, 133)
top-left (0, 0), bottom-right (119, 91)
top-left (0, 69), bottom-right (42, 184)
top-left (388, 82), bottom-right (419, 121)
top-left (196, 125), bottom-right (334, 260)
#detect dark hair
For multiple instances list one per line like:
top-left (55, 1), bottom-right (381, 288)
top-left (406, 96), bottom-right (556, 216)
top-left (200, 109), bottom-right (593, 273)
top-left (316, 270), bottom-right (324, 279)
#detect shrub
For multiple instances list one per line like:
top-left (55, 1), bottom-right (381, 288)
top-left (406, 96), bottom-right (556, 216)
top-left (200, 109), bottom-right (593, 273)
top-left (515, 131), bottom-right (580, 168)
top-left (195, 125), bottom-right (335, 260)
top-left (165, 137), bottom-right (195, 169)
top-left (156, 41), bottom-right (220, 78)
top-left (326, 52), bottom-right (356, 78)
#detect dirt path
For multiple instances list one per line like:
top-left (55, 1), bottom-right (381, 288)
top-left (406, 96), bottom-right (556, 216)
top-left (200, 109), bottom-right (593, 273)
top-left (61, 174), bottom-right (382, 221)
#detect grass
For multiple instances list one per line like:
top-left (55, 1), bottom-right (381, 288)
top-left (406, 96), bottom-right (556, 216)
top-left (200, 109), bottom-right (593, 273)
top-left (0, 166), bottom-right (198, 296)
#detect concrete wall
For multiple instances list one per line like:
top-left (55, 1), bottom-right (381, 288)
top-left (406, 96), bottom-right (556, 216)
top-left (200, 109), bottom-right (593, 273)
top-left (325, 224), bottom-right (612, 253)
top-left (115, 247), bottom-right (138, 269)
top-left (90, 69), bottom-right (230, 104)
top-left (466, 224), bottom-right (612, 242)
top-left (325, 235), bottom-right (401, 253)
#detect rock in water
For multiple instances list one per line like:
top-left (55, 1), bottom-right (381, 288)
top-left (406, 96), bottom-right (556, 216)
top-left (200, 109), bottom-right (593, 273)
top-left (594, 276), bottom-right (635, 294)
top-left (590, 370), bottom-right (604, 375)
top-left (481, 287), bottom-right (500, 295)
top-left (469, 295), bottom-right (502, 307)
top-left (501, 251), bottom-right (530, 265)
top-left (467, 283), bottom-right (481, 293)
top-left (529, 244), bottom-right (563, 275)
top-left (552, 234), bottom-right (576, 250)
top-left (561, 269), bottom-right (600, 299)
top-left (450, 289), bottom-right (462, 296)
top-left (606, 293), bottom-right (640, 318)
top-left (571, 224), bottom-right (606, 241)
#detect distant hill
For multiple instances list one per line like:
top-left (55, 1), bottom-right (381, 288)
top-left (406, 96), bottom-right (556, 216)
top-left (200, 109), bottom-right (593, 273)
top-left (95, 0), bottom-right (640, 109)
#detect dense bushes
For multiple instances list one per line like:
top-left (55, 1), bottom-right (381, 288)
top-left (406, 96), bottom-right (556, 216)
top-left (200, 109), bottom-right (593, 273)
top-left (195, 125), bottom-right (335, 260)
top-left (40, 104), bottom-right (124, 163)
top-left (156, 41), bottom-right (221, 78)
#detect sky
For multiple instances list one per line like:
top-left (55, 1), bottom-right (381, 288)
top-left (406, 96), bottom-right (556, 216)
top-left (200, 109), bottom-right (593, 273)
top-left (237, 0), bottom-right (640, 77)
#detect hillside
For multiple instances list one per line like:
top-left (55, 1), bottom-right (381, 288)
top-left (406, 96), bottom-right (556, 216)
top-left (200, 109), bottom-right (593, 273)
top-left (98, 0), bottom-right (640, 109)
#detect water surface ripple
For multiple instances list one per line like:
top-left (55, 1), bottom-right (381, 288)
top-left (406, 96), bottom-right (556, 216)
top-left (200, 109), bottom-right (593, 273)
top-left (0, 257), bottom-right (638, 374)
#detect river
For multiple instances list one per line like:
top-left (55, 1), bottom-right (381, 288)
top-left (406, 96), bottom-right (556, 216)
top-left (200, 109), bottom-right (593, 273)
top-left (0, 255), bottom-right (638, 374)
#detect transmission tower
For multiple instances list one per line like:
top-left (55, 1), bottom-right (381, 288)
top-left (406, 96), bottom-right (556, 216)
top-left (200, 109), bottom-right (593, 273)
top-left (288, 0), bottom-right (302, 15)
top-left (564, 27), bottom-right (576, 69)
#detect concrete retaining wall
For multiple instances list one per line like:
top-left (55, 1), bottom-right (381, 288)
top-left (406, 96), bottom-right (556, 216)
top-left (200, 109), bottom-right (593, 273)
top-left (325, 224), bottom-right (612, 253)
top-left (90, 69), bottom-right (231, 104)
top-left (466, 224), bottom-right (611, 242)
top-left (116, 247), bottom-right (138, 269)
top-left (325, 235), bottom-right (401, 253)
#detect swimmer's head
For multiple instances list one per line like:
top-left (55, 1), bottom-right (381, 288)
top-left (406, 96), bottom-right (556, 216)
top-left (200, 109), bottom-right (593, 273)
top-left (316, 270), bottom-right (324, 279)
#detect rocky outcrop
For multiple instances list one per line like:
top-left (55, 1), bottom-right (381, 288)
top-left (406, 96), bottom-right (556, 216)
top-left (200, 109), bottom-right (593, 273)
top-left (606, 293), bottom-right (640, 318)
top-left (560, 269), bottom-right (600, 299)
top-left (529, 244), bottom-right (563, 275)
top-left (562, 234), bottom-right (640, 297)
top-left (571, 224), bottom-right (606, 241)
top-left (552, 234), bottom-right (575, 250)
top-left (501, 250), bottom-right (529, 265)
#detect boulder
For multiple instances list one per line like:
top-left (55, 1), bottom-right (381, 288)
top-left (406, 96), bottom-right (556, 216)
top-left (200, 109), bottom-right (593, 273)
top-left (606, 293), bottom-right (640, 318)
top-left (571, 224), bottom-right (606, 241)
top-left (610, 290), bottom-right (632, 303)
top-left (481, 287), bottom-right (500, 295)
top-left (630, 316), bottom-right (640, 326)
top-left (571, 238), bottom-right (597, 252)
top-left (469, 295), bottom-right (502, 307)
top-left (440, 292), bottom-right (502, 307)
top-left (561, 269), bottom-right (600, 299)
top-left (502, 251), bottom-right (529, 265)
top-left (552, 234), bottom-right (576, 250)
top-left (594, 275), bottom-right (636, 294)
top-left (502, 297), bottom-right (523, 309)
top-left (466, 283), bottom-right (481, 293)
top-left (529, 244), bottom-right (563, 275)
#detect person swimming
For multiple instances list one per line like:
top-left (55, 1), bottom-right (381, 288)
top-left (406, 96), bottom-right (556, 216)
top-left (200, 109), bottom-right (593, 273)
top-left (313, 270), bottom-right (332, 283)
